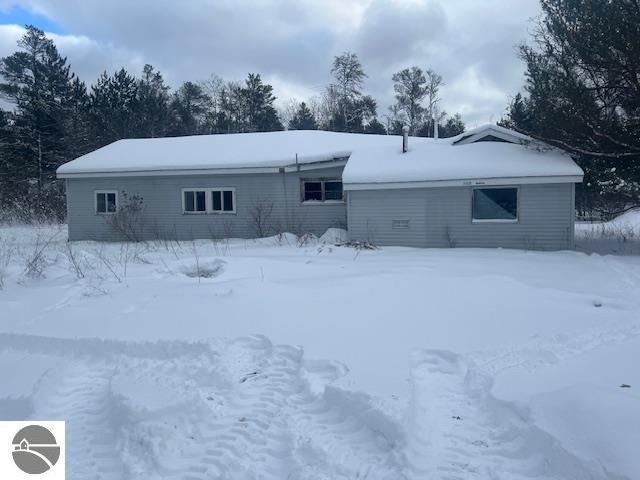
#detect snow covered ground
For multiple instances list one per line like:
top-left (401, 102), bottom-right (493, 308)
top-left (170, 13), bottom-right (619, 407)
top-left (0, 222), bottom-right (639, 479)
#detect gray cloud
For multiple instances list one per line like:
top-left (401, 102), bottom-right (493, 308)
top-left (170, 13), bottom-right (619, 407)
top-left (0, 0), bottom-right (541, 125)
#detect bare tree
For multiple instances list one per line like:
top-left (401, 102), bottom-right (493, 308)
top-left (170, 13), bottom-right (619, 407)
top-left (279, 98), bottom-right (301, 130)
top-left (331, 51), bottom-right (367, 100)
top-left (392, 67), bottom-right (427, 134)
top-left (425, 69), bottom-right (444, 122)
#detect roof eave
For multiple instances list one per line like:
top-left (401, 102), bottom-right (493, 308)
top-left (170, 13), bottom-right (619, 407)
top-left (57, 157), bottom-right (349, 179)
top-left (343, 174), bottom-right (584, 191)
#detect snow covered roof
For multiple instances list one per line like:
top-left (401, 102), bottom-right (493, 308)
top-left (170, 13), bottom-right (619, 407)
top-left (56, 130), bottom-right (400, 177)
top-left (56, 125), bottom-right (583, 186)
top-left (343, 125), bottom-right (584, 189)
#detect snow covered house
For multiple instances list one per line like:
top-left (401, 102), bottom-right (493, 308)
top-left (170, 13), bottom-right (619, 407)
top-left (56, 124), bottom-right (584, 249)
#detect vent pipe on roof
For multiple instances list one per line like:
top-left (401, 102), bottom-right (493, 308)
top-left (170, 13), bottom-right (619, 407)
top-left (402, 125), bottom-right (409, 153)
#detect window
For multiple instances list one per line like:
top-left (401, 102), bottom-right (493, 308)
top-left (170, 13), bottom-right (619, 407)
top-left (183, 190), bottom-right (207, 213)
top-left (211, 189), bottom-right (234, 212)
top-left (472, 187), bottom-right (518, 222)
top-left (392, 219), bottom-right (410, 229)
top-left (302, 179), bottom-right (343, 202)
top-left (182, 188), bottom-right (236, 214)
top-left (95, 191), bottom-right (117, 214)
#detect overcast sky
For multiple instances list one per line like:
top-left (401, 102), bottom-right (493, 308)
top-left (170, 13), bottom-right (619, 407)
top-left (0, 0), bottom-right (541, 126)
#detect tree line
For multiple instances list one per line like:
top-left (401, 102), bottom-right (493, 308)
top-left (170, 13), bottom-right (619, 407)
top-left (0, 26), bottom-right (465, 220)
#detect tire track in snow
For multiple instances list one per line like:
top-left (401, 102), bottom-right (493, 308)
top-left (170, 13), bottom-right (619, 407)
top-left (3, 334), bottom-right (406, 479)
top-left (470, 322), bottom-right (640, 377)
top-left (32, 361), bottom-right (124, 480)
top-left (405, 350), bottom-right (603, 480)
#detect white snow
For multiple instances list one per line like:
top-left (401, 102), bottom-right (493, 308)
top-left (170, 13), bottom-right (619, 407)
top-left (56, 125), bottom-right (583, 187)
top-left (1, 223), bottom-right (639, 479)
top-left (343, 139), bottom-right (583, 186)
top-left (576, 208), bottom-right (640, 255)
top-left (56, 130), bottom-right (401, 175)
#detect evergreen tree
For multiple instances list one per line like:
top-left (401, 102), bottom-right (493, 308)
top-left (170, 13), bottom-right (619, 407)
top-left (440, 113), bottom-right (465, 138)
top-left (240, 73), bottom-right (283, 132)
top-left (502, 0), bottom-right (640, 213)
top-left (60, 77), bottom-right (92, 159)
top-left (168, 81), bottom-right (210, 136)
top-left (0, 25), bottom-right (76, 212)
top-left (137, 64), bottom-right (170, 138)
top-left (89, 68), bottom-right (139, 145)
top-left (363, 118), bottom-right (387, 135)
top-left (288, 102), bottom-right (317, 130)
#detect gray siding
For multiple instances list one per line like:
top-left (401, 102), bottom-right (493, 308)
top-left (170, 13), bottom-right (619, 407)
top-left (65, 167), bottom-right (346, 241)
top-left (347, 183), bottom-right (575, 250)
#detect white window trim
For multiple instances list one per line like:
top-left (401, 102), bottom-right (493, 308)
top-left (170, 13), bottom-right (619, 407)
top-left (95, 190), bottom-right (118, 215)
top-left (471, 186), bottom-right (519, 224)
top-left (301, 179), bottom-right (344, 204)
top-left (181, 188), bottom-right (236, 214)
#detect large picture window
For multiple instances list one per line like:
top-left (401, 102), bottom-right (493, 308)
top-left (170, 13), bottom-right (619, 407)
top-left (95, 190), bottom-right (117, 214)
top-left (472, 187), bottom-right (518, 222)
top-left (302, 179), bottom-right (343, 203)
top-left (183, 188), bottom-right (236, 214)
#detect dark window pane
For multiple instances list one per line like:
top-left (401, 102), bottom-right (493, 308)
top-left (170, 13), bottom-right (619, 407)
top-left (106, 193), bottom-right (117, 212)
top-left (324, 181), bottom-right (343, 201)
top-left (212, 191), bottom-right (222, 211)
top-left (96, 193), bottom-right (106, 213)
top-left (196, 191), bottom-right (206, 211)
top-left (223, 190), bottom-right (233, 211)
top-left (184, 191), bottom-right (195, 211)
top-left (473, 188), bottom-right (517, 220)
top-left (304, 182), bottom-right (322, 201)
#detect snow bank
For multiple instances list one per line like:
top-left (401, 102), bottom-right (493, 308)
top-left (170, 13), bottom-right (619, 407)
top-left (319, 228), bottom-right (348, 244)
top-left (576, 208), bottom-right (640, 254)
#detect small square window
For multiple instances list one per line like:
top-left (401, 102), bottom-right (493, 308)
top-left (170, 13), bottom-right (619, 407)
top-left (303, 182), bottom-right (323, 201)
top-left (96, 191), bottom-right (117, 214)
top-left (324, 181), bottom-right (343, 201)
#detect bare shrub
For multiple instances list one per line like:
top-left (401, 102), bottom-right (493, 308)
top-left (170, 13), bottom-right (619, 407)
top-left (249, 197), bottom-right (274, 238)
top-left (22, 228), bottom-right (60, 278)
top-left (95, 245), bottom-right (122, 283)
top-left (337, 240), bottom-right (378, 251)
top-left (297, 233), bottom-right (316, 247)
top-left (444, 226), bottom-right (457, 248)
top-left (191, 239), bottom-right (201, 284)
top-left (65, 243), bottom-right (85, 279)
top-left (0, 238), bottom-right (15, 289)
top-left (107, 192), bottom-right (145, 242)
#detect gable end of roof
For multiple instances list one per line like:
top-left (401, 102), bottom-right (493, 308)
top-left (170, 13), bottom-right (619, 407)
top-left (452, 125), bottom-right (531, 146)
